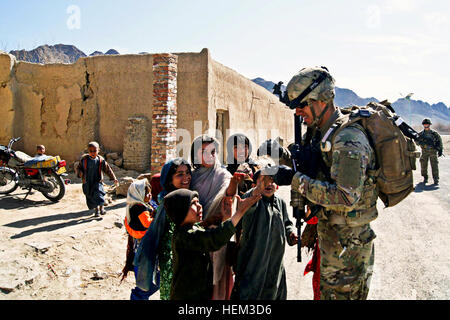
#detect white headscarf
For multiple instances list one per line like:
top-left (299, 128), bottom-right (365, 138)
top-left (191, 160), bottom-right (232, 219)
top-left (125, 179), bottom-right (150, 223)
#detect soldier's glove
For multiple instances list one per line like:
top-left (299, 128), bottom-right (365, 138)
top-left (291, 172), bottom-right (308, 196)
top-left (262, 165), bottom-right (295, 186)
top-left (438, 150), bottom-right (443, 157)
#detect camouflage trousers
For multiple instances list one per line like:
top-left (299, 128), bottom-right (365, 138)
top-left (317, 210), bottom-right (376, 300)
top-left (420, 150), bottom-right (439, 181)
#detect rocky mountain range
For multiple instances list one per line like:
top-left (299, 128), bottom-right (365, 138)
top-left (9, 44), bottom-right (120, 64)
top-left (252, 77), bottom-right (450, 126)
top-left (6, 45), bottom-right (449, 126)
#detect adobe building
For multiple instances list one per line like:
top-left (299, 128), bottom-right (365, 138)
top-left (0, 49), bottom-right (293, 174)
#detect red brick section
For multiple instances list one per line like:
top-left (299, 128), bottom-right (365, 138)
top-left (151, 54), bottom-right (178, 175)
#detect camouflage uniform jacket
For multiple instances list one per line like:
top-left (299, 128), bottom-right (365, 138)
top-left (417, 129), bottom-right (443, 153)
top-left (293, 109), bottom-right (378, 216)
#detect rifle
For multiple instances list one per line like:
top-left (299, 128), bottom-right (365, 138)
top-left (278, 82), bottom-right (328, 263)
top-left (394, 117), bottom-right (443, 155)
top-left (292, 114), bottom-right (303, 262)
top-left (290, 116), bottom-right (326, 262)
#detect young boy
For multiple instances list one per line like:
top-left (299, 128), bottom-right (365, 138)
top-left (122, 179), bottom-right (158, 300)
top-left (76, 141), bottom-right (119, 217)
top-left (35, 145), bottom-right (46, 156)
top-left (230, 168), bottom-right (298, 300)
top-left (165, 185), bottom-right (264, 300)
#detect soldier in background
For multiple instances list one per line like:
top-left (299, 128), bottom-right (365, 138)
top-left (417, 118), bottom-right (443, 185)
top-left (273, 81), bottom-right (284, 101)
top-left (270, 67), bottom-right (378, 299)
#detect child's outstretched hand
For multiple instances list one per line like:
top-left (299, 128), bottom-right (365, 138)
top-left (233, 172), bottom-right (246, 184)
top-left (221, 196), bottom-right (233, 220)
top-left (236, 193), bottom-right (261, 214)
top-left (231, 193), bottom-right (261, 226)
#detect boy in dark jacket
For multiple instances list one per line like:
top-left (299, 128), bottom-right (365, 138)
top-left (76, 141), bottom-right (118, 217)
top-left (231, 169), bottom-right (298, 300)
top-left (164, 184), bottom-right (265, 300)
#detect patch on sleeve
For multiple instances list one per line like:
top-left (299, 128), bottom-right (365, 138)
top-left (335, 150), bottom-right (364, 189)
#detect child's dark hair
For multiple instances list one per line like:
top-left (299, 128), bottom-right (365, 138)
top-left (164, 158), bottom-right (192, 193)
top-left (190, 134), bottom-right (220, 169)
top-left (88, 141), bottom-right (100, 149)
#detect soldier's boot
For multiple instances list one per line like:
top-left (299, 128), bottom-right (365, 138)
top-left (434, 179), bottom-right (439, 185)
top-left (423, 176), bottom-right (428, 184)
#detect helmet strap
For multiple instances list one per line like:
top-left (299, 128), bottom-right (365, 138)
top-left (310, 101), bottom-right (331, 127)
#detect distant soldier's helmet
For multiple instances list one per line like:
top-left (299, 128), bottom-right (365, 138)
top-left (422, 118), bottom-right (432, 125)
top-left (286, 66), bottom-right (335, 106)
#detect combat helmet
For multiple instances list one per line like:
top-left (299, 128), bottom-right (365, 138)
top-left (286, 66), bottom-right (335, 108)
top-left (422, 118), bottom-right (432, 125)
top-left (286, 66), bottom-right (335, 127)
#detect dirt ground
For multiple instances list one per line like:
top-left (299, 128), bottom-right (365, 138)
top-left (1, 137), bottom-right (449, 300)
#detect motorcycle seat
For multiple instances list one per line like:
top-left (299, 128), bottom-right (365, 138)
top-left (25, 155), bottom-right (60, 168)
top-left (14, 151), bottom-right (33, 164)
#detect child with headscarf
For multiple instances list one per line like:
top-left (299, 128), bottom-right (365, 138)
top-left (121, 179), bottom-right (158, 300)
top-left (165, 186), bottom-right (263, 300)
top-left (190, 134), bottom-right (241, 299)
top-left (133, 158), bottom-right (192, 300)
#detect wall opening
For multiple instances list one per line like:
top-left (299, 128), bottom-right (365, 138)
top-left (215, 109), bottom-right (229, 164)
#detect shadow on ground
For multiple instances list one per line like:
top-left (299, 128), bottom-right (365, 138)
top-left (414, 182), bottom-right (439, 193)
top-left (0, 191), bottom-right (54, 210)
top-left (3, 201), bottom-right (126, 239)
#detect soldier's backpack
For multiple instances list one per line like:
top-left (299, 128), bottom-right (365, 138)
top-left (322, 101), bottom-right (421, 207)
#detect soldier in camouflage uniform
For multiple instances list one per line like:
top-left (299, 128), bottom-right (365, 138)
top-left (270, 67), bottom-right (378, 300)
top-left (417, 118), bottom-right (443, 185)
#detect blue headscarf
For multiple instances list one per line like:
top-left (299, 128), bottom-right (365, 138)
top-left (134, 158), bottom-right (190, 293)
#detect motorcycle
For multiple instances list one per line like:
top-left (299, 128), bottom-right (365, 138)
top-left (0, 137), bottom-right (69, 202)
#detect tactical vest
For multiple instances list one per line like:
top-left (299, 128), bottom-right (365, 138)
top-left (319, 120), bottom-right (378, 213)
top-left (321, 102), bottom-right (420, 208)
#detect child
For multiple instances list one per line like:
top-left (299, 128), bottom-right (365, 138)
top-left (133, 158), bottom-right (193, 301)
top-left (76, 141), bottom-right (118, 217)
top-left (165, 185), bottom-right (264, 300)
top-left (230, 168), bottom-right (298, 300)
top-left (35, 145), bottom-right (46, 156)
top-left (121, 179), bottom-right (158, 300)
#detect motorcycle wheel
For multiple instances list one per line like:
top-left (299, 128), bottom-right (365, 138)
top-left (0, 169), bottom-right (19, 194)
top-left (41, 170), bottom-right (66, 202)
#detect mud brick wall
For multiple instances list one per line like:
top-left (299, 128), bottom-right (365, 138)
top-left (123, 116), bottom-right (150, 171)
top-left (151, 54), bottom-right (178, 175)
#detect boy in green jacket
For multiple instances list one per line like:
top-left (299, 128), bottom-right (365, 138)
top-left (164, 181), bottom-right (266, 300)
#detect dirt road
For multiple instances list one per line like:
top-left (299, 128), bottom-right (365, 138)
top-left (1, 147), bottom-right (449, 300)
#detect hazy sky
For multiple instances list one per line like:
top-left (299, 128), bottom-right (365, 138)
top-left (1, 0), bottom-right (449, 106)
